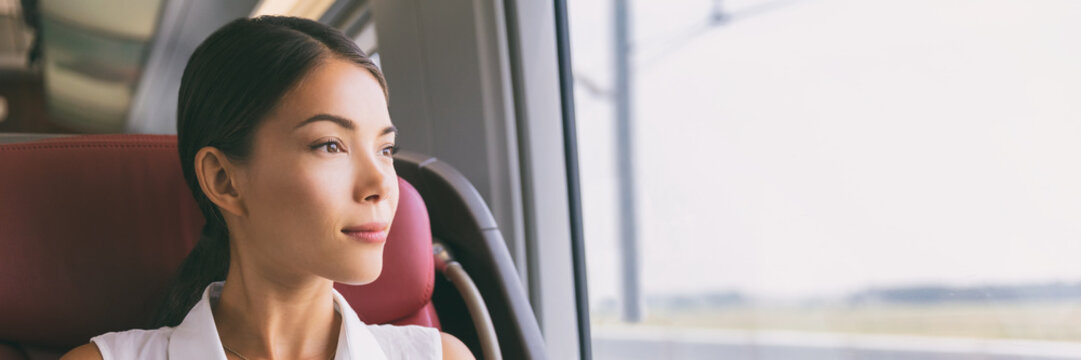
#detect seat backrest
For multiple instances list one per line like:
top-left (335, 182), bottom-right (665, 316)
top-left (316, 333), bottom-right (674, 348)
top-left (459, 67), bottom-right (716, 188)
top-left (394, 151), bottom-right (547, 360)
top-left (0, 134), bottom-right (437, 359)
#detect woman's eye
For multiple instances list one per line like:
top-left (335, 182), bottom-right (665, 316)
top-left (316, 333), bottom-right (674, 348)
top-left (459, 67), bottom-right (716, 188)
top-left (312, 141), bottom-right (344, 153)
top-left (381, 144), bottom-right (400, 157)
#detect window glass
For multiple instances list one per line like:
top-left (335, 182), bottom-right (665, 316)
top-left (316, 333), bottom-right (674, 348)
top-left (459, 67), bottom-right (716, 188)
top-left (566, 0), bottom-right (1081, 358)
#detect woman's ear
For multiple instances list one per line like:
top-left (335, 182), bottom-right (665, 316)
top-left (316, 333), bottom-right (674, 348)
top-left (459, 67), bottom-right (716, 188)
top-left (194, 146), bottom-right (246, 217)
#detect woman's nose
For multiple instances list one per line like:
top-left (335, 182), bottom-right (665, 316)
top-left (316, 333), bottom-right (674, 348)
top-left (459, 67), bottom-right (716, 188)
top-left (354, 154), bottom-right (393, 203)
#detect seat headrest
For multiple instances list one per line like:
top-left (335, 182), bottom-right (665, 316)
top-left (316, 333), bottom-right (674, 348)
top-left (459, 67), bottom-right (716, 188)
top-left (0, 135), bottom-right (434, 348)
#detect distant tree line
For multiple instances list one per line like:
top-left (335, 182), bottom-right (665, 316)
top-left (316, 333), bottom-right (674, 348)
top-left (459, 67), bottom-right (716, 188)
top-left (847, 282), bottom-right (1081, 305)
top-left (645, 291), bottom-right (748, 310)
top-left (606, 282), bottom-right (1081, 313)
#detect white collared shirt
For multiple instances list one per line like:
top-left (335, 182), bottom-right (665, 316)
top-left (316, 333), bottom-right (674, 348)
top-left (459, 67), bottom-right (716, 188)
top-left (90, 282), bottom-right (441, 360)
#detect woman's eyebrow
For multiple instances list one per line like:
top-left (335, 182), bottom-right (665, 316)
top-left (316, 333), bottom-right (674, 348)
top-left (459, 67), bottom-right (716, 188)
top-left (294, 114), bottom-right (355, 131)
top-left (381, 126), bottom-right (398, 137)
top-left (293, 114), bottom-right (397, 137)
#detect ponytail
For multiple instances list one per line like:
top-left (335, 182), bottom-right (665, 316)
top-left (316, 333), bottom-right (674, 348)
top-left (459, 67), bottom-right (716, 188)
top-left (151, 222), bottom-right (230, 327)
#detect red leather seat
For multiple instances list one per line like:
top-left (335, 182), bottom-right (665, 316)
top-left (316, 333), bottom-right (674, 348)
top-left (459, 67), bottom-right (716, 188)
top-left (0, 134), bottom-right (438, 359)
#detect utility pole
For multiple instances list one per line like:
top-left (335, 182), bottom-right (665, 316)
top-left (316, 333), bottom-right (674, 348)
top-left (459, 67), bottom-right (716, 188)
top-left (613, 0), bottom-right (642, 323)
top-left (712, 0), bottom-right (727, 24)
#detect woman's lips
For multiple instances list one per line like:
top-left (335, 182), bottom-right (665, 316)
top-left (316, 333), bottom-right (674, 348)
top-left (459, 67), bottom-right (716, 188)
top-left (343, 230), bottom-right (387, 243)
top-left (342, 222), bottom-right (389, 243)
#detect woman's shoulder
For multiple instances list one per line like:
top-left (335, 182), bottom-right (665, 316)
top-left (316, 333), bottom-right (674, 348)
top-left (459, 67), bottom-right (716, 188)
top-left (59, 343), bottom-right (102, 360)
top-left (365, 324), bottom-right (442, 359)
top-left (365, 325), bottom-right (474, 360)
top-left (65, 327), bottom-right (175, 360)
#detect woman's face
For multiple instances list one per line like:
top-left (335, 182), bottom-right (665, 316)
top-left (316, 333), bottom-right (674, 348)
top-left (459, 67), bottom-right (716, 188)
top-left (233, 58), bottom-right (398, 285)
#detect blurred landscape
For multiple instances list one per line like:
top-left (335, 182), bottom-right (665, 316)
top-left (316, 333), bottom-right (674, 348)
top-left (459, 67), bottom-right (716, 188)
top-left (568, 0), bottom-right (1081, 357)
top-left (592, 282), bottom-right (1081, 341)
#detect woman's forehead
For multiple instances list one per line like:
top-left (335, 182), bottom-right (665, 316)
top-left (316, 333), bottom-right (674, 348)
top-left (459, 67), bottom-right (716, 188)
top-left (267, 59), bottom-right (391, 133)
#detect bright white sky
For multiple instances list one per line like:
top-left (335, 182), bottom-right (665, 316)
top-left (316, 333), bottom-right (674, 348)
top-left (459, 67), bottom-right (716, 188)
top-left (569, 0), bottom-right (1081, 303)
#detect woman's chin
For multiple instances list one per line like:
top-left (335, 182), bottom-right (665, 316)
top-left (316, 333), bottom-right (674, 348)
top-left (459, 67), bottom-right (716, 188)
top-left (328, 244), bottom-right (385, 285)
top-left (334, 259), bottom-right (384, 286)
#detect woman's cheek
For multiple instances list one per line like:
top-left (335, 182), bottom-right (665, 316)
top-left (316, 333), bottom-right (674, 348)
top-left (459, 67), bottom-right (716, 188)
top-left (295, 162), bottom-right (355, 222)
top-left (255, 161), bottom-right (338, 223)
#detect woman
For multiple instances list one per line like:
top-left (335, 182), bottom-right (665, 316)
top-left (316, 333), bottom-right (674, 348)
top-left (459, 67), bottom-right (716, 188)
top-left (62, 16), bottom-right (474, 360)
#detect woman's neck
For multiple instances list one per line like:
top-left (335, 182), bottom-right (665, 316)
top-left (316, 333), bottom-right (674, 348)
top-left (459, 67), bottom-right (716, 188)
top-left (212, 261), bottom-right (341, 360)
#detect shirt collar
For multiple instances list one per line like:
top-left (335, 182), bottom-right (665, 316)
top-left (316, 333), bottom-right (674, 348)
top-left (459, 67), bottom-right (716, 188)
top-left (167, 281), bottom-right (388, 360)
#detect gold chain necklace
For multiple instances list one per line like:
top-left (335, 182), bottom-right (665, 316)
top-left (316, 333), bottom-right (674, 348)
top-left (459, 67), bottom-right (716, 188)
top-left (222, 344), bottom-right (334, 360)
